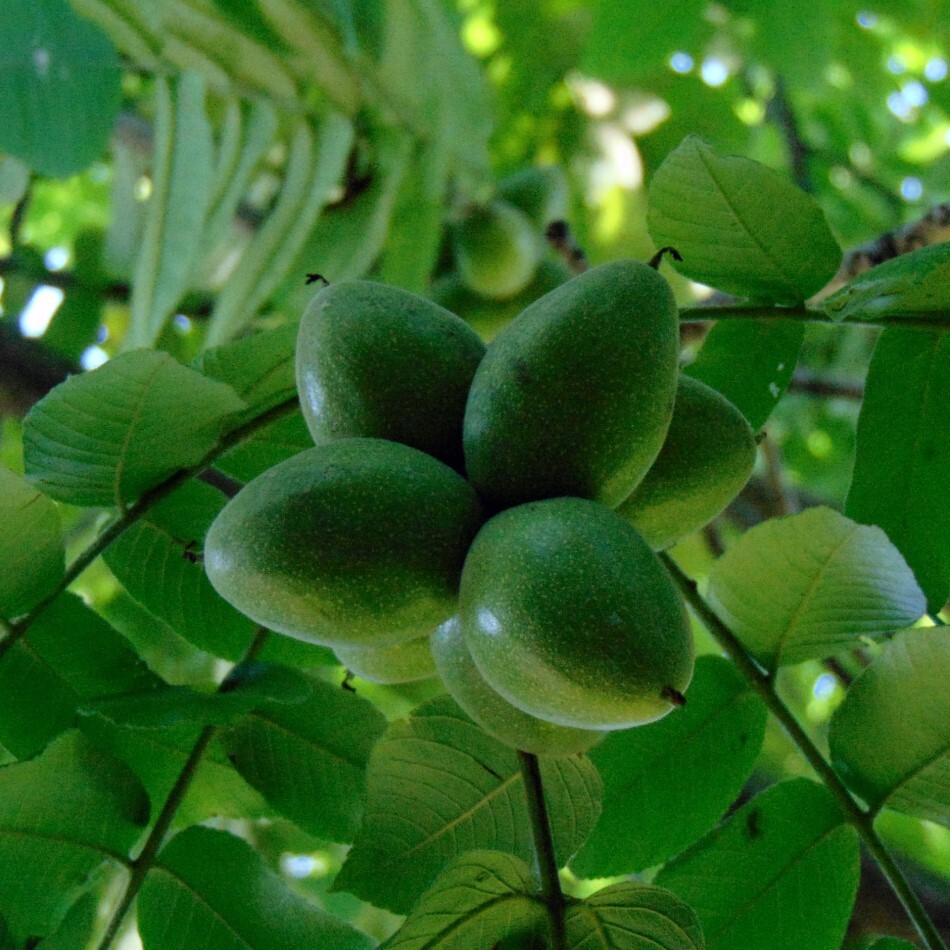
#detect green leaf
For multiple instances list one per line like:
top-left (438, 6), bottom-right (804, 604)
top-left (572, 656), bottom-right (767, 876)
top-left (0, 155), bottom-right (29, 206)
top-left (0, 465), bottom-right (63, 620)
top-left (648, 137), bottom-right (841, 302)
top-left (23, 350), bottom-right (245, 508)
top-left (138, 826), bottom-right (373, 950)
top-left (196, 98), bottom-right (278, 283)
top-left (195, 321), bottom-right (298, 414)
top-left (823, 244), bottom-right (950, 323)
top-left (0, 592), bottom-right (161, 759)
top-left (846, 328), bottom-right (950, 613)
top-left (205, 114), bottom-right (354, 346)
top-left (0, 731), bottom-right (148, 941)
top-left (379, 137), bottom-right (449, 293)
top-left (684, 320), bottom-right (804, 429)
top-left (288, 129), bottom-right (412, 286)
top-left (564, 883), bottom-right (705, 949)
top-left (829, 627), bottom-right (950, 825)
top-left (707, 507), bottom-right (926, 670)
top-left (82, 664), bottom-right (313, 730)
top-left (82, 717), bottom-right (270, 826)
top-left (656, 779), bottom-right (860, 950)
top-left (225, 676), bottom-right (386, 843)
top-left (334, 695), bottom-right (602, 914)
top-left (103, 480), bottom-right (257, 659)
top-left (382, 851), bottom-right (544, 949)
top-left (0, 0), bottom-right (121, 177)
top-left (215, 411), bottom-right (313, 483)
top-left (127, 71), bottom-right (214, 348)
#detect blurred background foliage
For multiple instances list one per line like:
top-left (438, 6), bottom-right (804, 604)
top-left (0, 0), bottom-right (948, 944)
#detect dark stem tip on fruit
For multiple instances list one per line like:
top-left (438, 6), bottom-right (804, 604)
top-left (545, 219), bottom-right (589, 273)
top-left (661, 685), bottom-right (687, 707)
top-left (648, 246), bottom-right (683, 270)
top-left (305, 272), bottom-right (329, 286)
top-left (341, 670), bottom-right (356, 692)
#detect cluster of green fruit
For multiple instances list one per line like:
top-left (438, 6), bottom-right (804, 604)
top-left (205, 258), bottom-right (757, 756)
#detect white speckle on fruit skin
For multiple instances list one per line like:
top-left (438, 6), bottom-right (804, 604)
top-left (33, 48), bottom-right (50, 76)
top-left (477, 608), bottom-right (502, 636)
top-left (768, 382), bottom-right (781, 398)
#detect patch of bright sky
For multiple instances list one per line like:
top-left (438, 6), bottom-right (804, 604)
top-left (900, 176), bottom-right (923, 200)
top-left (80, 346), bottom-right (109, 370)
top-left (669, 52), bottom-right (694, 74)
top-left (44, 247), bottom-right (68, 271)
top-left (18, 286), bottom-right (64, 337)
top-left (856, 11), bottom-right (877, 28)
top-left (701, 57), bottom-right (729, 87)
top-left (924, 57), bottom-right (948, 82)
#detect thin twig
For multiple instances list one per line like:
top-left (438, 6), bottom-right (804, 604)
top-left (678, 304), bottom-right (945, 332)
top-left (96, 627), bottom-right (271, 948)
top-left (661, 554), bottom-right (947, 950)
top-left (517, 752), bottom-right (568, 950)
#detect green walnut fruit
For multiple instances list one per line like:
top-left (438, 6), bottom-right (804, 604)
top-left (460, 498), bottom-right (693, 730)
top-left (498, 165), bottom-right (569, 228)
top-left (205, 439), bottom-right (482, 647)
top-left (334, 634), bottom-right (438, 684)
top-left (431, 617), bottom-right (603, 756)
top-left (464, 259), bottom-right (679, 509)
top-left (618, 376), bottom-right (757, 549)
top-left (452, 200), bottom-right (542, 300)
top-left (296, 279), bottom-right (485, 470)
top-left (430, 258), bottom-right (573, 342)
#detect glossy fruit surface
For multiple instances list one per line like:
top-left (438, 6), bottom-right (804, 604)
top-left (464, 259), bottom-right (679, 509)
top-left (498, 165), bottom-right (569, 227)
top-left (334, 634), bottom-right (438, 684)
top-left (296, 279), bottom-right (485, 470)
top-left (460, 498), bottom-right (693, 730)
top-left (430, 259), bottom-right (572, 342)
top-left (431, 617), bottom-right (603, 756)
top-left (452, 201), bottom-right (542, 300)
top-left (618, 376), bottom-right (757, 549)
top-left (205, 439), bottom-right (482, 647)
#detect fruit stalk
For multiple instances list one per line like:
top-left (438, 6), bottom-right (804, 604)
top-left (661, 554), bottom-right (948, 950)
top-left (517, 751), bottom-right (569, 950)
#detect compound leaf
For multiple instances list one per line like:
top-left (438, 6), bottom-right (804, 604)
top-left (656, 780), bottom-right (859, 950)
top-left (23, 350), bottom-right (245, 508)
top-left (0, 731), bottom-right (148, 941)
top-left (225, 676), bottom-right (386, 843)
top-left (707, 507), bottom-right (926, 670)
top-left (334, 695), bottom-right (601, 914)
top-left (648, 137), bottom-right (840, 302)
top-left (565, 883), bottom-right (705, 949)
top-left (138, 827), bottom-right (373, 950)
top-left (830, 627), bottom-right (950, 825)
top-left (382, 851), bottom-right (544, 949)
top-left (846, 327), bottom-right (950, 613)
top-left (0, 466), bottom-right (63, 621)
top-left (0, 0), bottom-right (121, 177)
top-left (572, 656), bottom-right (767, 876)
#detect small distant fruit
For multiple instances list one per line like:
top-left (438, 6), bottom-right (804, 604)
top-left (452, 201), bottom-right (542, 300)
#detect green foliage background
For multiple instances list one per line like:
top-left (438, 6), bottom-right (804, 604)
top-left (0, 0), bottom-right (948, 947)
